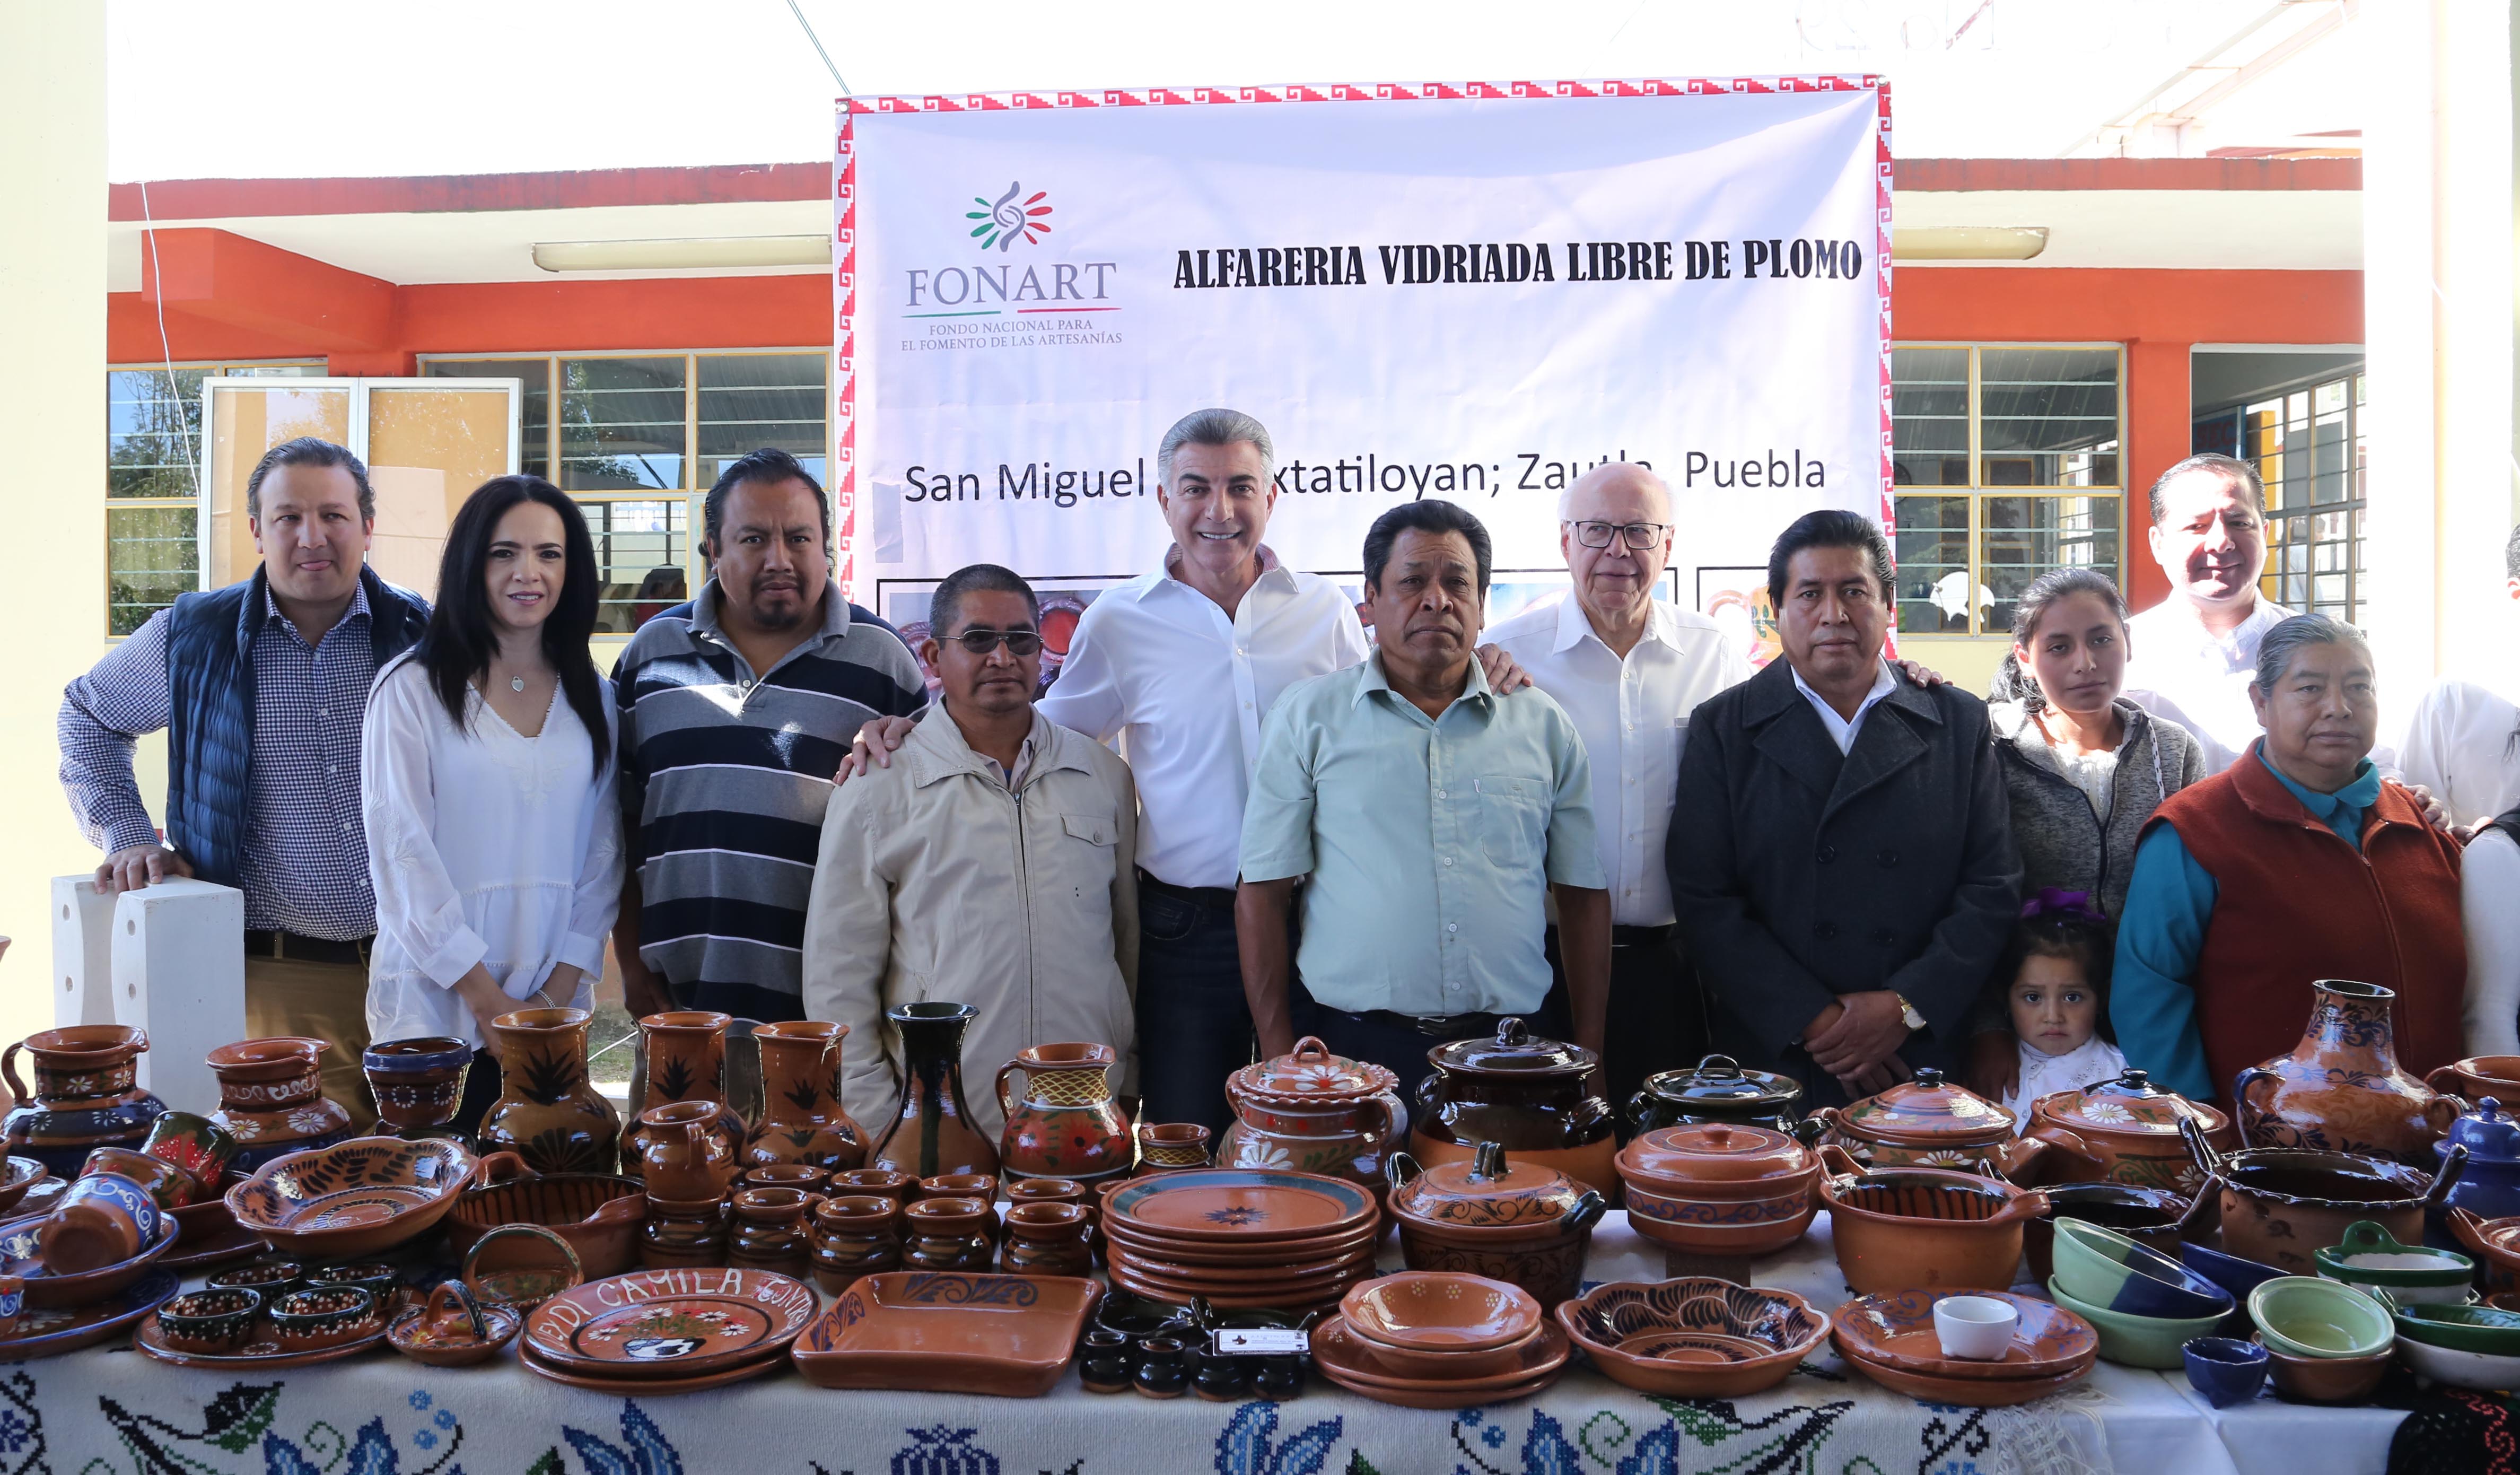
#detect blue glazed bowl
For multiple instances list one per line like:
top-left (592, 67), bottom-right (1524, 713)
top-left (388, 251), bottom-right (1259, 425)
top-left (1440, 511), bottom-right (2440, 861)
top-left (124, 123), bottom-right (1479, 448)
top-left (2183, 1334), bottom-right (2269, 1407)
top-left (2181, 1242), bottom-right (2289, 1302)
top-left (2053, 1219), bottom-right (2234, 1322)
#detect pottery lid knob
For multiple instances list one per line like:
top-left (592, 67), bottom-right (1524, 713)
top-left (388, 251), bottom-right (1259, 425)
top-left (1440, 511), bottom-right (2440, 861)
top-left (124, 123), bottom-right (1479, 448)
top-left (1913, 1068), bottom-right (1943, 1088)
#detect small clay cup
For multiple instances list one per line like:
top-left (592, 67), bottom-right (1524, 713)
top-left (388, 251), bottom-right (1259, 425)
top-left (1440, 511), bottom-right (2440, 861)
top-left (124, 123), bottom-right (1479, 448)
top-left (829, 1168), bottom-right (917, 1206)
top-left (998, 1201), bottom-right (1092, 1278)
top-left (741, 1164), bottom-right (830, 1195)
top-left (78, 1147), bottom-right (196, 1211)
top-left (38, 1171), bottom-right (161, 1273)
top-left (918, 1173), bottom-right (998, 1201)
top-left (1135, 1122), bottom-right (1213, 1172)
top-left (268, 1286), bottom-right (379, 1351)
top-left (156, 1287), bottom-right (263, 1354)
top-left (902, 1195), bottom-right (994, 1271)
top-left (810, 1193), bottom-right (903, 1293)
top-left (138, 1112), bottom-right (237, 1192)
top-left (303, 1261), bottom-right (400, 1306)
top-left (207, 1258), bottom-right (304, 1299)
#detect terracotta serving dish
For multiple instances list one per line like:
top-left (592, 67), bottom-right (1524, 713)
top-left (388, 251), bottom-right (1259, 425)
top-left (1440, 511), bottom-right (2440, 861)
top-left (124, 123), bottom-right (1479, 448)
top-left (1103, 1168), bottom-right (1378, 1242)
top-left (446, 1151), bottom-right (645, 1278)
top-left (1615, 1122), bottom-right (1818, 1256)
top-left (225, 1136), bottom-right (477, 1259)
top-left (1341, 1271), bottom-right (1541, 1352)
top-left (1831, 1288), bottom-right (2096, 1378)
top-left (1308, 1313), bottom-right (1569, 1407)
top-left (2431, 1055), bottom-right (2520, 1104)
top-left (526, 1266), bottom-right (818, 1377)
top-left (2254, 1331), bottom-right (2391, 1403)
top-left (2181, 1120), bottom-right (2452, 1273)
top-left (1814, 1145), bottom-right (2050, 1295)
top-left (2022, 1069), bottom-right (2237, 1196)
top-left (791, 1270), bottom-right (1098, 1395)
top-left (1846, 1357), bottom-right (2093, 1406)
top-left (1809, 1068), bottom-right (2060, 1180)
top-left (1554, 1278), bottom-right (1825, 1398)
top-left (0, 1208), bottom-right (179, 1307)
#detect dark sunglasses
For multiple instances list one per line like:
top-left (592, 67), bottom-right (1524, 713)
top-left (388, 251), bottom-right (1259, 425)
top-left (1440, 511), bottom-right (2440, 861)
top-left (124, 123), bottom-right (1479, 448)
top-left (947, 627), bottom-right (1043, 656)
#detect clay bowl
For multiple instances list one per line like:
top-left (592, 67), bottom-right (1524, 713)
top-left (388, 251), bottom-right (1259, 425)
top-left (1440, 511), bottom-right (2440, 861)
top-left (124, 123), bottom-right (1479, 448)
top-left (390, 1301), bottom-right (522, 1367)
top-left (1555, 1278), bottom-right (1826, 1398)
top-left (0, 1160), bottom-right (49, 1220)
top-left (1815, 1149), bottom-right (2049, 1295)
top-left (2254, 1331), bottom-right (2391, 1403)
top-left (2208, 1148), bottom-right (2432, 1274)
top-left (2430, 1057), bottom-right (2520, 1104)
top-left (2024, 1182), bottom-right (2199, 1286)
top-left (225, 1136), bottom-right (478, 1260)
top-left (446, 1152), bottom-right (644, 1280)
top-left (1310, 1313), bottom-right (1571, 1393)
top-left (1342, 1271), bottom-right (1541, 1353)
top-left (2050, 1219), bottom-right (2234, 1322)
top-left (1830, 1288), bottom-right (2097, 1378)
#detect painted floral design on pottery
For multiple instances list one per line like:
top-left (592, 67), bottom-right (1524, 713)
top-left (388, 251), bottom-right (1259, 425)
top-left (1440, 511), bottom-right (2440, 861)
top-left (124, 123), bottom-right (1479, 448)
top-left (996, 1042), bottom-right (1131, 1186)
top-left (1, 1026), bottom-right (168, 1177)
top-left (2236, 978), bottom-right (2460, 1165)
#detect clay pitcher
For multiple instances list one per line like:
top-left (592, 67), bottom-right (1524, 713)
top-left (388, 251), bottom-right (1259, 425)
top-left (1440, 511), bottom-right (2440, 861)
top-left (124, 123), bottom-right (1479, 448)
top-left (995, 1042), bottom-right (1131, 1187)
top-left (743, 1021), bottom-right (868, 1172)
top-left (1, 1025), bottom-right (168, 1177)
top-left (477, 1008), bottom-right (621, 1176)
top-left (869, 1002), bottom-right (999, 1180)
top-left (2237, 978), bottom-right (2459, 1165)
top-left (620, 1011), bottom-right (748, 1177)
top-left (636, 1099), bottom-right (737, 1201)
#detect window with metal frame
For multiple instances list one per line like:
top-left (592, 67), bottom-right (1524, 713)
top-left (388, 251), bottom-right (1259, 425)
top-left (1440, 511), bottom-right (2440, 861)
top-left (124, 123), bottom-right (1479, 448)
top-left (2252, 373), bottom-right (2366, 622)
top-left (1890, 344), bottom-right (2124, 639)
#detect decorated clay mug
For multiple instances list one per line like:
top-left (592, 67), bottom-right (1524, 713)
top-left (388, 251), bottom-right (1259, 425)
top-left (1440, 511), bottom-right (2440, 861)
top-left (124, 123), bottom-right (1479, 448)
top-left (139, 1111), bottom-right (238, 1190)
top-left (80, 1146), bottom-right (196, 1210)
top-left (37, 1171), bottom-right (161, 1273)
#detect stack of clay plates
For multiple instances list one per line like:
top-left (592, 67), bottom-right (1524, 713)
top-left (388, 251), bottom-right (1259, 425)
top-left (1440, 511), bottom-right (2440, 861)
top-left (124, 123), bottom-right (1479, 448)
top-left (1099, 1169), bottom-right (1378, 1311)
top-left (519, 1267), bottom-right (818, 1393)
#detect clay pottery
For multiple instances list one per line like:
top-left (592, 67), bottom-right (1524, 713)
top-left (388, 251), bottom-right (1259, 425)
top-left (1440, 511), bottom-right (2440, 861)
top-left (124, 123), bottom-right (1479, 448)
top-left (1306, 1314), bottom-right (1573, 1404)
top-left (1409, 1017), bottom-right (1618, 1201)
top-left (996, 1201), bottom-right (1092, 1277)
top-left (869, 1002), bottom-right (1000, 1179)
top-left (743, 1020), bottom-right (866, 1172)
top-left (790, 1270), bottom-right (1103, 1396)
top-left (81, 1147), bottom-right (197, 1210)
top-left (267, 1285), bottom-right (379, 1352)
top-left (39, 1171), bottom-right (162, 1274)
top-left (138, 1112), bottom-right (237, 1191)
top-left (1625, 1052), bottom-right (1805, 1136)
top-left (829, 1167), bottom-right (916, 1206)
top-left (810, 1193), bottom-right (903, 1291)
top-left (902, 1194), bottom-right (995, 1271)
top-left (920, 1172), bottom-right (999, 1203)
top-left (1814, 1143), bottom-right (2051, 1295)
top-left (1829, 1287), bottom-right (2096, 1378)
top-left (224, 1135), bottom-right (480, 1259)
top-left (2, 1025), bottom-right (169, 1177)
top-left (360, 1037), bottom-right (472, 1137)
top-left (460, 1221), bottom-right (585, 1311)
top-left (2182, 1117), bottom-right (2461, 1272)
top-left (634, 1100), bottom-right (737, 1202)
top-left (2438, 1095), bottom-right (2520, 1221)
top-left (477, 1008), bottom-right (620, 1177)
top-left (640, 1194), bottom-right (730, 1268)
top-left (0, 1160), bottom-right (47, 1224)
top-left (2253, 1331), bottom-right (2392, 1403)
top-left (1614, 1122), bottom-right (1819, 1256)
top-left (2023, 1069), bottom-right (2237, 1196)
top-left (154, 1287), bottom-right (263, 1355)
top-left (727, 1186), bottom-right (822, 1276)
top-left (2023, 1181), bottom-right (2204, 1286)
top-left (1219, 1036), bottom-right (1405, 1193)
top-left (2447, 1208), bottom-right (2520, 1294)
top-left (2236, 978), bottom-right (2459, 1164)
top-left (2430, 1055), bottom-right (2520, 1104)
top-left (1559, 1279), bottom-right (1830, 1399)
top-left (996, 1042), bottom-right (1131, 1186)
top-left (444, 1151), bottom-right (645, 1279)
top-left (1385, 1141), bottom-right (1606, 1309)
top-left (1341, 1271), bottom-right (1544, 1377)
top-left (207, 1258), bottom-right (304, 1299)
top-left (741, 1163), bottom-right (830, 1195)
top-left (620, 1012), bottom-right (748, 1178)
top-left (1133, 1123), bottom-right (1212, 1173)
top-left (1809, 1068), bottom-right (2061, 1181)
top-left (389, 1281), bottom-right (523, 1367)
top-left (205, 1037), bottom-right (353, 1178)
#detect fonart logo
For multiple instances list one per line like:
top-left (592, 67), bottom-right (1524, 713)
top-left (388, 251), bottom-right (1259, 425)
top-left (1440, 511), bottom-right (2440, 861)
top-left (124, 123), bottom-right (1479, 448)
top-left (967, 182), bottom-right (1053, 252)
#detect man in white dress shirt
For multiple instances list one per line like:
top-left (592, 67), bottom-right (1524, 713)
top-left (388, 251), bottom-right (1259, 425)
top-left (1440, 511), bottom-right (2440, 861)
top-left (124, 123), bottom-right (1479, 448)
top-left (1486, 464), bottom-right (1750, 1112)
top-left (2121, 453), bottom-right (2298, 774)
top-left (846, 409), bottom-right (1367, 1137)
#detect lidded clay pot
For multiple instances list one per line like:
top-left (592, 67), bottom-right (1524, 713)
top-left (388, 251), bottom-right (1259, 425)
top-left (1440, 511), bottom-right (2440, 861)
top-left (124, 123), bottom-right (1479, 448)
top-left (1408, 1018), bottom-right (1616, 1199)
top-left (2025, 1069), bottom-right (2236, 1196)
top-left (1811, 1068), bottom-right (2060, 1180)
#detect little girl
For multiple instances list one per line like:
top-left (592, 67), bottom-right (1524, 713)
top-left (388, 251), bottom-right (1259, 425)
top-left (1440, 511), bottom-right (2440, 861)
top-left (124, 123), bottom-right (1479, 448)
top-left (1999, 891), bottom-right (2129, 1129)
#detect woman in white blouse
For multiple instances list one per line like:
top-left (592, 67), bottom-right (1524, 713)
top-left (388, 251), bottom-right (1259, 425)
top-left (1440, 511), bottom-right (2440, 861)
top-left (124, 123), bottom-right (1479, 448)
top-left (362, 475), bottom-right (623, 1130)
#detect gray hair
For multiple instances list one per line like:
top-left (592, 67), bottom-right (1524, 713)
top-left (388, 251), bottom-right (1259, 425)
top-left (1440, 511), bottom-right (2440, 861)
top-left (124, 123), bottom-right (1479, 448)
top-left (2149, 452), bottom-right (2267, 525)
top-left (1157, 408), bottom-right (1274, 487)
top-left (2253, 613), bottom-right (2373, 693)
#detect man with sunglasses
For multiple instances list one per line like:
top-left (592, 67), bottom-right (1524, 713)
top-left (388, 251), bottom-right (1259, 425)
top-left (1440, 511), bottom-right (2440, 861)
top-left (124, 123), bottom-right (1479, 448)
top-left (1486, 463), bottom-right (1751, 1111)
top-left (803, 563), bottom-right (1139, 1143)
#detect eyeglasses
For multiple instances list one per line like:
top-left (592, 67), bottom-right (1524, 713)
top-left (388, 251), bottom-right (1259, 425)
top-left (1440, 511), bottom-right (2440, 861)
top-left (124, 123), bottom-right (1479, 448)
top-left (947, 627), bottom-right (1043, 656)
top-left (1568, 520), bottom-right (1670, 551)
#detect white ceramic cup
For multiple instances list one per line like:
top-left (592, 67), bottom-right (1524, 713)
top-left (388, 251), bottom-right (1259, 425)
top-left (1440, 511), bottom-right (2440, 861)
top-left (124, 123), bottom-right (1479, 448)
top-left (1932, 1295), bottom-right (2020, 1360)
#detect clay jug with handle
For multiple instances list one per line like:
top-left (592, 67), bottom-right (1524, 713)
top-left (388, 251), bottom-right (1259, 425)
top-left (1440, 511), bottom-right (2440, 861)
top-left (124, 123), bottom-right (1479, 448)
top-left (633, 1099), bottom-right (736, 1201)
top-left (995, 1042), bottom-right (1130, 1186)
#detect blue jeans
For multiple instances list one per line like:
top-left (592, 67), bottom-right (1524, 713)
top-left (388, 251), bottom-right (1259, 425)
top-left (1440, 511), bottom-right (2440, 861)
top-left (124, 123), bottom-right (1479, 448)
top-left (1134, 881), bottom-right (1258, 1140)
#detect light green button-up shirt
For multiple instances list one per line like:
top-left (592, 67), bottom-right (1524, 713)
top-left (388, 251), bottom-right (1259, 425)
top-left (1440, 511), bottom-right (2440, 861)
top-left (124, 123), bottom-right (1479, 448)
top-left (1238, 650), bottom-right (1605, 1016)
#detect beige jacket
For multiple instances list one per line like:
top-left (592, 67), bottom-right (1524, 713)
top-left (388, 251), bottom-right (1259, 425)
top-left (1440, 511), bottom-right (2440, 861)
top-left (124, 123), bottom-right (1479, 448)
top-left (803, 706), bottom-right (1139, 1142)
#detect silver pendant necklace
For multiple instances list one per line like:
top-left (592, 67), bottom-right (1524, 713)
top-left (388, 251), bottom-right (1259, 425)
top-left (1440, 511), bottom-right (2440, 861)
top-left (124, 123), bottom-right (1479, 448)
top-left (510, 676), bottom-right (525, 693)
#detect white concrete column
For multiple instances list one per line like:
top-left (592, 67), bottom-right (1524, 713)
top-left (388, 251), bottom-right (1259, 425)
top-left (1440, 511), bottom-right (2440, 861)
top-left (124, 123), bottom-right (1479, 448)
top-left (105, 879), bottom-right (243, 1105)
top-left (46, 877), bottom-right (117, 1029)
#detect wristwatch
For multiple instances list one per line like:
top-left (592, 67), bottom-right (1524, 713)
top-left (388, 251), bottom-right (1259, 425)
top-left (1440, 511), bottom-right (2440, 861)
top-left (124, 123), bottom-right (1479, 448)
top-left (1891, 993), bottom-right (1927, 1032)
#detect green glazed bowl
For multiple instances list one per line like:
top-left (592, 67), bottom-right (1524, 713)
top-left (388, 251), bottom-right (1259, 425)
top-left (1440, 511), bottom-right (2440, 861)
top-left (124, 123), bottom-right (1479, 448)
top-left (2314, 1220), bottom-right (2475, 1305)
top-left (2046, 1276), bottom-right (2227, 1370)
top-left (2247, 1276), bottom-right (2394, 1360)
top-left (2393, 1302), bottom-right (2520, 1356)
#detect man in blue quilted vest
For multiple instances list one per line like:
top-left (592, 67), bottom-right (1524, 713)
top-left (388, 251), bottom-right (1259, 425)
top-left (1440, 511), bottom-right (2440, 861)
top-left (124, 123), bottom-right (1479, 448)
top-left (59, 438), bottom-right (430, 1123)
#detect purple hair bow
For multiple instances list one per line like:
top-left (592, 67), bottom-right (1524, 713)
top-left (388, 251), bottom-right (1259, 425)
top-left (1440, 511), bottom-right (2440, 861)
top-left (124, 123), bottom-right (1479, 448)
top-left (2022, 888), bottom-right (2104, 924)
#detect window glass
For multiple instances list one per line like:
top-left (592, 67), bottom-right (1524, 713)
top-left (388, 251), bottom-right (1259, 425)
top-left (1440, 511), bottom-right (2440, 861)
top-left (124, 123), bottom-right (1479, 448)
top-left (1982, 495), bottom-right (2119, 634)
top-left (108, 368), bottom-right (206, 499)
top-left (1978, 347), bottom-right (2120, 487)
top-left (578, 497), bottom-right (690, 634)
top-left (1891, 347), bottom-right (1969, 487)
top-left (559, 357), bottom-right (686, 491)
top-left (425, 359), bottom-right (550, 481)
top-left (697, 353), bottom-right (827, 488)
top-left (1893, 495), bottom-right (1972, 634)
top-left (107, 504), bottom-right (198, 636)
top-left (222, 364), bottom-right (326, 378)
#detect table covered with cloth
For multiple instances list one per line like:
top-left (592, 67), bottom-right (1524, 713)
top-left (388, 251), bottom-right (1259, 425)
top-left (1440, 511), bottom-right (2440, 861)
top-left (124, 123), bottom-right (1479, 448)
top-left (0, 1212), bottom-right (2425, 1475)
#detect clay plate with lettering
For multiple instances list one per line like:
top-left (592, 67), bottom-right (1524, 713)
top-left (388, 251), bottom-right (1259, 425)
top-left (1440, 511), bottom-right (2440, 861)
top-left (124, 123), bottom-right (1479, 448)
top-left (520, 1338), bottom-right (787, 1393)
top-left (524, 1267), bottom-right (817, 1377)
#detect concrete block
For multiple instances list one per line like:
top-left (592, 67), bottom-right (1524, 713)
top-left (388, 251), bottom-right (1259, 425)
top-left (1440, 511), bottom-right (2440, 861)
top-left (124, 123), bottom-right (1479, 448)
top-left (108, 879), bottom-right (244, 1105)
top-left (47, 877), bottom-right (118, 1029)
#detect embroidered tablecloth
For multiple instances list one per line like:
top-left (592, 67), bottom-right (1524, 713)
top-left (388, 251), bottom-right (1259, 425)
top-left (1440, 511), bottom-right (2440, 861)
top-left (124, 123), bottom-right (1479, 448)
top-left (0, 1214), bottom-right (2399, 1475)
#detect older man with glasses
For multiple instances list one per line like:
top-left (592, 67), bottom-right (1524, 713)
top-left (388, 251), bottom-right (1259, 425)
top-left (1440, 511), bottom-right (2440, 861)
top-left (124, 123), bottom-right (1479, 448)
top-left (1486, 463), bottom-right (1751, 1112)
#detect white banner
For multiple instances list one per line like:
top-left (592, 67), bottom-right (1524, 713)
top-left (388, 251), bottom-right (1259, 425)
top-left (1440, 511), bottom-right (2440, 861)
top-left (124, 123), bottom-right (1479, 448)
top-left (838, 78), bottom-right (1888, 660)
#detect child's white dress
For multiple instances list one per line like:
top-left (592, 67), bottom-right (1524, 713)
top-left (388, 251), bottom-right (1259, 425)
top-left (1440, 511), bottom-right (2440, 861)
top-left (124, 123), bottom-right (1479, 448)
top-left (2001, 1035), bottom-right (2130, 1130)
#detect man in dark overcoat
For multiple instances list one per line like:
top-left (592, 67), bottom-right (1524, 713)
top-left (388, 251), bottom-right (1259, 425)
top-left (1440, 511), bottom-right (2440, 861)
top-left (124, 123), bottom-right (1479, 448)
top-left (1669, 511), bottom-right (2020, 1109)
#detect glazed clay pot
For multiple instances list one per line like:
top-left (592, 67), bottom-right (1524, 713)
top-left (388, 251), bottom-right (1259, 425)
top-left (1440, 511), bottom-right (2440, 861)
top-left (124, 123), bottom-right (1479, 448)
top-left (621, 1013), bottom-right (749, 1178)
top-left (361, 1037), bottom-right (473, 1137)
top-left (444, 1151), bottom-right (645, 1278)
top-left (811, 1194), bottom-right (904, 1293)
top-left (477, 1008), bottom-right (620, 1177)
top-left (1613, 1122), bottom-right (1818, 1257)
top-left (1809, 1068), bottom-right (2061, 1181)
top-left (2183, 1118), bottom-right (2459, 1273)
top-left (1, 1026), bottom-right (169, 1178)
top-left (996, 1042), bottom-right (1132, 1187)
top-left (868, 1003), bottom-right (1000, 1180)
top-left (2022, 1069), bottom-right (2237, 1197)
top-left (203, 1037), bottom-right (348, 1179)
top-left (2438, 1096), bottom-right (2520, 1222)
top-left (1626, 1053), bottom-right (1805, 1136)
top-left (1408, 1018), bottom-right (1618, 1201)
top-left (2236, 978), bottom-right (2458, 1164)
top-left (1219, 1037), bottom-right (1404, 1190)
top-left (1814, 1144), bottom-right (2050, 1295)
top-left (743, 1022), bottom-right (867, 1173)
top-left (635, 1099), bottom-right (737, 1201)
top-left (728, 1186), bottom-right (822, 1276)
top-left (1385, 1141), bottom-right (1608, 1308)
top-left (997, 1201), bottom-right (1092, 1278)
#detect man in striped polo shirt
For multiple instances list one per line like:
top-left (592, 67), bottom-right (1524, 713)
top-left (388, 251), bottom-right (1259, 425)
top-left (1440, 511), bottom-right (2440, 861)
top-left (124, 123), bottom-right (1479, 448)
top-left (613, 448), bottom-right (928, 1022)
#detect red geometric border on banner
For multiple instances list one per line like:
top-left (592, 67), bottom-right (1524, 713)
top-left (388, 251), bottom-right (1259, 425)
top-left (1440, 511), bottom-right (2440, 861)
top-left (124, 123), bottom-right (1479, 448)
top-left (832, 75), bottom-right (1892, 605)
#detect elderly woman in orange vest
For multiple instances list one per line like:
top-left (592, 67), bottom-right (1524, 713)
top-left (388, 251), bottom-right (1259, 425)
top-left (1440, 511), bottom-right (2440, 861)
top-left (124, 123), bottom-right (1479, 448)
top-left (2111, 614), bottom-right (2466, 1102)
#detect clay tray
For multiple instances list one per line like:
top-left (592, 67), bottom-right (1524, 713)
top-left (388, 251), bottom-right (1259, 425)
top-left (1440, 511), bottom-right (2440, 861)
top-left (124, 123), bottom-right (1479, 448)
top-left (790, 1271), bottom-right (1100, 1396)
top-left (133, 1310), bottom-right (391, 1369)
